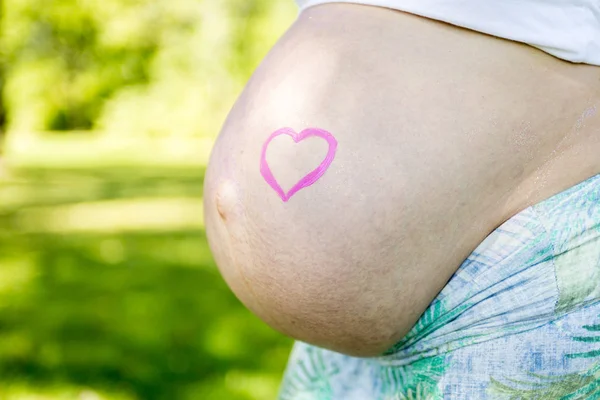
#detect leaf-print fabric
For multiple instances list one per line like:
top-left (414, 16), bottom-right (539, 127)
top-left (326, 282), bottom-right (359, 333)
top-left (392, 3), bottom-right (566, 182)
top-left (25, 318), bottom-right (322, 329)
top-left (279, 173), bottom-right (600, 399)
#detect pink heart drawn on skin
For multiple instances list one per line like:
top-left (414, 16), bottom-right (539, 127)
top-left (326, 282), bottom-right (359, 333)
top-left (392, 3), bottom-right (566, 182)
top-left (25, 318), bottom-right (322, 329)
top-left (260, 127), bottom-right (338, 202)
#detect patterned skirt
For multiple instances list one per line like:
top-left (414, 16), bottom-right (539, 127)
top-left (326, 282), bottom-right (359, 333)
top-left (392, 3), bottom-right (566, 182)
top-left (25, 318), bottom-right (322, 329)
top-left (279, 173), bottom-right (600, 399)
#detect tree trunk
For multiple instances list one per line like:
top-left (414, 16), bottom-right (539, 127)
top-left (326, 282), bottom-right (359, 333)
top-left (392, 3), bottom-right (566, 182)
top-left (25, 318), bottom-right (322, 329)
top-left (0, 0), bottom-right (7, 176)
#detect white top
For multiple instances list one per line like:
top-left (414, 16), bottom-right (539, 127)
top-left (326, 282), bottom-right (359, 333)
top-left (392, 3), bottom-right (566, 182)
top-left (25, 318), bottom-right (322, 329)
top-left (295, 0), bottom-right (600, 66)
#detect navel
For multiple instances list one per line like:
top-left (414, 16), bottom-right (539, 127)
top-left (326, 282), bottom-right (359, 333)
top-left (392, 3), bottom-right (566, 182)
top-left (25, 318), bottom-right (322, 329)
top-left (215, 179), bottom-right (240, 222)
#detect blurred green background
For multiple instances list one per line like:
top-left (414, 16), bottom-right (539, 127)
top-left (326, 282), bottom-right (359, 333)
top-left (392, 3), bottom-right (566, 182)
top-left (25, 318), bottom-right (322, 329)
top-left (0, 1), bottom-right (297, 399)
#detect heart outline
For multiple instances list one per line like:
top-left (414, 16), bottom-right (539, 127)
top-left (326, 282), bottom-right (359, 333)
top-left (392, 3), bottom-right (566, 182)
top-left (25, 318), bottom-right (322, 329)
top-left (260, 127), bottom-right (338, 202)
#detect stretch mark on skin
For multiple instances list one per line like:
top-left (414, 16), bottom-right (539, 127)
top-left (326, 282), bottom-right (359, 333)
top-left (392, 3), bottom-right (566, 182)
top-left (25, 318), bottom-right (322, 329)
top-left (260, 127), bottom-right (338, 202)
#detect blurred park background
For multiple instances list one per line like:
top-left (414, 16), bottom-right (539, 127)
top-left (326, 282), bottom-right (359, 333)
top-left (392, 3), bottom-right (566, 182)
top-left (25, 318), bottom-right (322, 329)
top-left (0, 0), bottom-right (297, 399)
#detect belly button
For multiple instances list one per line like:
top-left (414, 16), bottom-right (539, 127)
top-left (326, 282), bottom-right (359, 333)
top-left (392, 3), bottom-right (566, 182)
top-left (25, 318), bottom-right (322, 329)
top-left (215, 179), bottom-right (240, 222)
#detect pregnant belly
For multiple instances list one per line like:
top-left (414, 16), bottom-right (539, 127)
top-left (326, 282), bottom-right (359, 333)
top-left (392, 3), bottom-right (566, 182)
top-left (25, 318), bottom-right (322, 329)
top-left (203, 3), bottom-right (600, 357)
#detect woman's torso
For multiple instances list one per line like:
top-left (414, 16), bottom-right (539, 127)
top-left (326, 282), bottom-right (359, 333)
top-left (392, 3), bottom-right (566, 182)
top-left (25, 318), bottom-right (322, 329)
top-left (205, 3), bottom-right (600, 356)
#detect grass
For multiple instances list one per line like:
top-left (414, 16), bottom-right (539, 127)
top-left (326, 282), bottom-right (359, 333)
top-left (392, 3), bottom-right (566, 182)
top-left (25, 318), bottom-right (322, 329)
top-left (0, 159), bottom-right (293, 400)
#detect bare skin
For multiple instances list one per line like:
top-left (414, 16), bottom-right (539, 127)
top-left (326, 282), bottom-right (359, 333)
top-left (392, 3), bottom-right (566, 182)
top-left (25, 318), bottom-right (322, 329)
top-left (203, 4), bottom-right (600, 357)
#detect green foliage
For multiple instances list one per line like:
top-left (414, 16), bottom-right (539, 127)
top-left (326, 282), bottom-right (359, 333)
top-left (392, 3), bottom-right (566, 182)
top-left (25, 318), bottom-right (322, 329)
top-left (0, 2), bottom-right (299, 397)
top-left (0, 166), bottom-right (293, 399)
top-left (1, 0), bottom-right (156, 131)
top-left (0, 0), bottom-right (297, 136)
